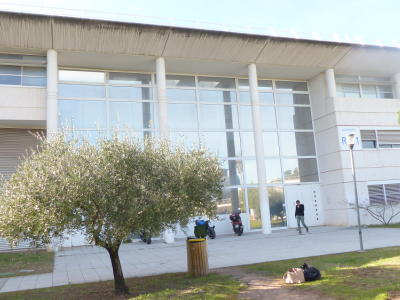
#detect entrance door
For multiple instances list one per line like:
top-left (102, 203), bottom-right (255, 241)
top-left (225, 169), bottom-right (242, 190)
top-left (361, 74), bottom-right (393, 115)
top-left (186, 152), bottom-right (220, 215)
top-left (285, 184), bottom-right (323, 229)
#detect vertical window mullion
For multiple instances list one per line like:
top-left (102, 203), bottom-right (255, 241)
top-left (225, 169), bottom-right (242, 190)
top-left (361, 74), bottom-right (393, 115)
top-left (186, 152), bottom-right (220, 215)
top-left (383, 184), bottom-right (387, 205)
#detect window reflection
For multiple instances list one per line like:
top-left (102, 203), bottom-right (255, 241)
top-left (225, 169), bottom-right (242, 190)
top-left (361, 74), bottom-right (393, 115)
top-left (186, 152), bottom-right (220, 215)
top-left (240, 95), bottom-right (275, 129)
top-left (109, 72), bottom-right (151, 85)
top-left (167, 89), bottom-right (196, 101)
top-left (277, 107), bottom-right (312, 130)
top-left (59, 70), bottom-right (105, 83)
top-left (283, 158), bottom-right (319, 183)
top-left (239, 92), bottom-right (274, 104)
top-left (269, 186), bottom-right (287, 228)
top-left (199, 90), bottom-right (236, 103)
top-left (198, 77), bottom-right (236, 89)
top-left (167, 103), bottom-right (198, 129)
top-left (276, 81), bottom-right (308, 91)
top-left (247, 187), bottom-right (261, 229)
top-left (244, 160), bottom-right (258, 184)
top-left (241, 132), bottom-right (279, 157)
top-left (59, 84), bottom-right (106, 98)
top-left (276, 93), bottom-right (310, 105)
top-left (200, 104), bottom-right (239, 129)
top-left (280, 132), bottom-right (316, 156)
top-left (109, 86), bottom-right (152, 100)
top-left (266, 159), bottom-right (282, 183)
top-left (202, 132), bottom-right (241, 157)
top-left (109, 102), bottom-right (153, 129)
top-left (59, 100), bottom-right (107, 128)
top-left (238, 79), bottom-right (272, 90)
top-left (218, 188), bottom-right (245, 215)
top-left (220, 160), bottom-right (244, 186)
top-left (165, 75), bottom-right (195, 87)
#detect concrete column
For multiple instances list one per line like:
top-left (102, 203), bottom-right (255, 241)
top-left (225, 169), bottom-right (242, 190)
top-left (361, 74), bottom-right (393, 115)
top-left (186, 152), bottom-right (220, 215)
top-left (156, 57), bottom-right (174, 243)
top-left (156, 57), bottom-right (169, 139)
top-left (325, 69), bottom-right (337, 98)
top-left (393, 73), bottom-right (400, 99)
top-left (46, 49), bottom-right (58, 140)
top-left (248, 64), bottom-right (271, 235)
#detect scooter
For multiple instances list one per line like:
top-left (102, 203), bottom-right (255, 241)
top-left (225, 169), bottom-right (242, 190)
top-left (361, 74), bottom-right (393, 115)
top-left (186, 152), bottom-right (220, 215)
top-left (194, 218), bottom-right (216, 239)
top-left (229, 209), bottom-right (244, 236)
top-left (139, 230), bottom-right (152, 244)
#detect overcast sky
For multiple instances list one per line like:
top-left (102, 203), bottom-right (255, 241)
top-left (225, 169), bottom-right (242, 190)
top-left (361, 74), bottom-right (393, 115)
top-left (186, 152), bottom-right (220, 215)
top-left (5, 0), bottom-right (399, 47)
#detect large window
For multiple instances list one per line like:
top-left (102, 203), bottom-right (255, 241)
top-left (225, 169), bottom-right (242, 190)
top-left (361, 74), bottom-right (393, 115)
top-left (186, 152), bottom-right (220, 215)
top-left (0, 53), bottom-right (46, 87)
top-left (58, 70), bottom-right (319, 229)
top-left (335, 75), bottom-right (394, 99)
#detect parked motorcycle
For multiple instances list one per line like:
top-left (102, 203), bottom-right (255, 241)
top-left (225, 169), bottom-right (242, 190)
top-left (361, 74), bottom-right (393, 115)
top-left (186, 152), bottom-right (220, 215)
top-left (229, 209), bottom-right (244, 236)
top-left (139, 230), bottom-right (152, 244)
top-left (194, 218), bottom-right (216, 239)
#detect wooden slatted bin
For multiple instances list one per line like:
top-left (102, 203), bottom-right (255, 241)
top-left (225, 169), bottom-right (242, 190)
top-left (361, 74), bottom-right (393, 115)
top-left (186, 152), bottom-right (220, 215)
top-left (187, 238), bottom-right (209, 277)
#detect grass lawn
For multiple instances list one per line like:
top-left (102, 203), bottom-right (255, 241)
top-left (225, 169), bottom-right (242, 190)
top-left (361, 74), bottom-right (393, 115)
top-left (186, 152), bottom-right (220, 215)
top-left (368, 222), bottom-right (400, 228)
top-left (0, 250), bottom-right (55, 278)
top-left (242, 246), bottom-right (400, 300)
top-left (1, 272), bottom-right (245, 300)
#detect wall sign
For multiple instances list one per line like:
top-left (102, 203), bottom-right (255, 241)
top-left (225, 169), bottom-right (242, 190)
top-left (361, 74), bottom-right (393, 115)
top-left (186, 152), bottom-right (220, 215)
top-left (337, 126), bottom-right (362, 150)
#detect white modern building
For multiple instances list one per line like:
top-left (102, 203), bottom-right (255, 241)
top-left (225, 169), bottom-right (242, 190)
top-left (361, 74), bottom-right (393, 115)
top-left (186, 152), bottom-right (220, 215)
top-left (1, 11), bottom-right (400, 249)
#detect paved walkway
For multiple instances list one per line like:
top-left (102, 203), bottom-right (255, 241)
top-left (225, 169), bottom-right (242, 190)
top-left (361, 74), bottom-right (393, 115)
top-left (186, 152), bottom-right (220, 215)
top-left (1, 226), bottom-right (400, 293)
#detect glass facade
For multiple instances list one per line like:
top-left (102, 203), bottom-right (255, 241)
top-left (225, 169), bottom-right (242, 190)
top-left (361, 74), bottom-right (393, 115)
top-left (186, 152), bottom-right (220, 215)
top-left (58, 69), bottom-right (319, 230)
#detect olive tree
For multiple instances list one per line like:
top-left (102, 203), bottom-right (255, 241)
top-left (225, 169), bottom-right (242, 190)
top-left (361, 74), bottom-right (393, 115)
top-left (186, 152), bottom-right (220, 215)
top-left (0, 128), bottom-right (223, 295)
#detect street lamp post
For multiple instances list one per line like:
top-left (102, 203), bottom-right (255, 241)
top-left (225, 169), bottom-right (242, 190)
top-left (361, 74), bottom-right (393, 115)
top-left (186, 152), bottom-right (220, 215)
top-left (346, 134), bottom-right (365, 252)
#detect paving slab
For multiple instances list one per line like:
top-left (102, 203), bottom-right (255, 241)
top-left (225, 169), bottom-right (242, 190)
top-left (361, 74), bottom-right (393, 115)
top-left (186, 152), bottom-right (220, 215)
top-left (1, 226), bottom-right (400, 293)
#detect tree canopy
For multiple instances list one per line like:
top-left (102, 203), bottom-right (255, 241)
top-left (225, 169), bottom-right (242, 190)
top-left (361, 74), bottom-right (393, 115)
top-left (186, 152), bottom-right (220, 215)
top-left (0, 128), bottom-right (224, 294)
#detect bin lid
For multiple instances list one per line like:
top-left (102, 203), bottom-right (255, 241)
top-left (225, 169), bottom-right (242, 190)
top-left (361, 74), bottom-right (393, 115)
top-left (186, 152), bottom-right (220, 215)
top-left (188, 238), bottom-right (205, 243)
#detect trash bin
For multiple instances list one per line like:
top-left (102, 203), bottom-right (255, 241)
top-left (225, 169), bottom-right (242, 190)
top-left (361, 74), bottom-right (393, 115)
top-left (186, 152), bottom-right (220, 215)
top-left (186, 237), bottom-right (209, 277)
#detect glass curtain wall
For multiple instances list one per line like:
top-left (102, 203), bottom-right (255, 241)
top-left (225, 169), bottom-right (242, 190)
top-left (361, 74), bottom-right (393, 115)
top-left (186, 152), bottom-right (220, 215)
top-left (58, 69), bottom-right (156, 140)
top-left (58, 69), bottom-right (319, 230)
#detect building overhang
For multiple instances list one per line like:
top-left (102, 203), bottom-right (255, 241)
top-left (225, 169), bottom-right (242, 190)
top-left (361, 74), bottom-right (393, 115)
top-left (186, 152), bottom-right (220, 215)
top-left (0, 11), bottom-right (399, 79)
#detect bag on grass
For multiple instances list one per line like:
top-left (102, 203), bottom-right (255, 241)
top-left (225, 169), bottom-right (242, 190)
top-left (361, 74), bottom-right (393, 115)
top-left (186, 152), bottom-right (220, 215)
top-left (301, 263), bottom-right (322, 281)
top-left (283, 268), bottom-right (305, 284)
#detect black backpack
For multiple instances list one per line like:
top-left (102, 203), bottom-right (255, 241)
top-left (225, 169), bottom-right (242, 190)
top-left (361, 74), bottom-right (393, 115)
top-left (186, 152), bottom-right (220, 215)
top-left (301, 263), bottom-right (322, 281)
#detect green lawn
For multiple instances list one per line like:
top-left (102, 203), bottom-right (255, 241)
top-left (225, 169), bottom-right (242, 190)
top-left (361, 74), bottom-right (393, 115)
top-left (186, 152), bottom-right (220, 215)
top-left (242, 246), bottom-right (400, 300)
top-left (1, 272), bottom-right (245, 300)
top-left (0, 251), bottom-right (55, 278)
top-left (368, 222), bottom-right (400, 228)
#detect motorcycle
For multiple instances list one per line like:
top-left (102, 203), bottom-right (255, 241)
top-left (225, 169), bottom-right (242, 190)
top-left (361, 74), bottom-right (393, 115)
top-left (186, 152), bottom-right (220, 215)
top-left (194, 218), bottom-right (216, 239)
top-left (139, 230), bottom-right (152, 244)
top-left (229, 209), bottom-right (244, 236)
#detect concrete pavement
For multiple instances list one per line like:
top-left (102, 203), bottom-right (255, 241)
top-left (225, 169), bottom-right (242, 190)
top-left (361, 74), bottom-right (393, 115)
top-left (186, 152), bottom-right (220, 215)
top-left (1, 226), bottom-right (400, 293)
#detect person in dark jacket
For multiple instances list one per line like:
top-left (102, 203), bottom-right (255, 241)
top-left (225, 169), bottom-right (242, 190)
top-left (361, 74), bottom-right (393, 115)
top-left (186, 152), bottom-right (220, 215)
top-left (295, 200), bottom-right (309, 234)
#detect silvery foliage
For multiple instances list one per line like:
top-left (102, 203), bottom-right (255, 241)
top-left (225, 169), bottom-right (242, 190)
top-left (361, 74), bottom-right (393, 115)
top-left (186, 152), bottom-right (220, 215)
top-left (0, 126), bottom-right (223, 250)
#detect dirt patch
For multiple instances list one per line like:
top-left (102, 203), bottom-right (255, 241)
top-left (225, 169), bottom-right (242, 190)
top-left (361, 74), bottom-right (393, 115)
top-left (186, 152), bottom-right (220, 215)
top-left (213, 267), bottom-right (335, 300)
top-left (388, 290), bottom-right (400, 300)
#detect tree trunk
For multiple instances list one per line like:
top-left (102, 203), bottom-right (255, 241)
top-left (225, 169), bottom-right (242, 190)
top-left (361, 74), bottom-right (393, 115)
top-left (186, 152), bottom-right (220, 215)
top-left (106, 246), bottom-right (130, 295)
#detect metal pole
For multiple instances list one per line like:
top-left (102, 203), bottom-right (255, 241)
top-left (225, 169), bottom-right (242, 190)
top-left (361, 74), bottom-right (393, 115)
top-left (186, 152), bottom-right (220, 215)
top-left (349, 146), bottom-right (364, 252)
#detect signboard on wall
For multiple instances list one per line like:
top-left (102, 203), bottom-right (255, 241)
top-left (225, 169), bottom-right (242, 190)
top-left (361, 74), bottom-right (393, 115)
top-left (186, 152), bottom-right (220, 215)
top-left (337, 127), bottom-right (362, 150)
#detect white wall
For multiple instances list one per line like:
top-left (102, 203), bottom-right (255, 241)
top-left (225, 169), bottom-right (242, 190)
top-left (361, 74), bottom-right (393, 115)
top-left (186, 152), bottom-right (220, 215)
top-left (0, 86), bottom-right (46, 122)
top-left (310, 72), bottom-right (400, 226)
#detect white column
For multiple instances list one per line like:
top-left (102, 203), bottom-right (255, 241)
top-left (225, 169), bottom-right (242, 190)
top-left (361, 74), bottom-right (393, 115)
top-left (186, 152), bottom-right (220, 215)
top-left (393, 73), bottom-right (400, 99)
top-left (47, 49), bottom-right (58, 140)
top-left (156, 57), bottom-right (174, 243)
top-left (156, 57), bottom-right (169, 139)
top-left (248, 64), bottom-right (271, 235)
top-left (325, 69), bottom-right (337, 98)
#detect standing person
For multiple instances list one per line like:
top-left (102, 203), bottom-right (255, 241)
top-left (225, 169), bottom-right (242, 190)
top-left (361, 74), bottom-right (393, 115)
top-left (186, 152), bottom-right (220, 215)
top-left (295, 200), bottom-right (309, 234)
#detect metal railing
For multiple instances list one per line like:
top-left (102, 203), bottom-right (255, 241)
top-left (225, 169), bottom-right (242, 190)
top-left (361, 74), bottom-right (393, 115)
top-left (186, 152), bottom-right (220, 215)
top-left (0, 2), bottom-right (399, 48)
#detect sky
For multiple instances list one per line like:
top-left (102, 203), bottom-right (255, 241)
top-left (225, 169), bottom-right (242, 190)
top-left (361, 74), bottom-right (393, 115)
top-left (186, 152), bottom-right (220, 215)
top-left (4, 0), bottom-right (400, 46)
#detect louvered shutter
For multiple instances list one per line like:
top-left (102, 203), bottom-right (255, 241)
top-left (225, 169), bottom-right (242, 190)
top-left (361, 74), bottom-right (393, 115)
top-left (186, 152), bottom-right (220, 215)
top-left (385, 184), bottom-right (400, 204)
top-left (360, 130), bottom-right (376, 140)
top-left (0, 128), bottom-right (45, 251)
top-left (368, 185), bottom-right (385, 206)
top-left (377, 130), bottom-right (400, 145)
